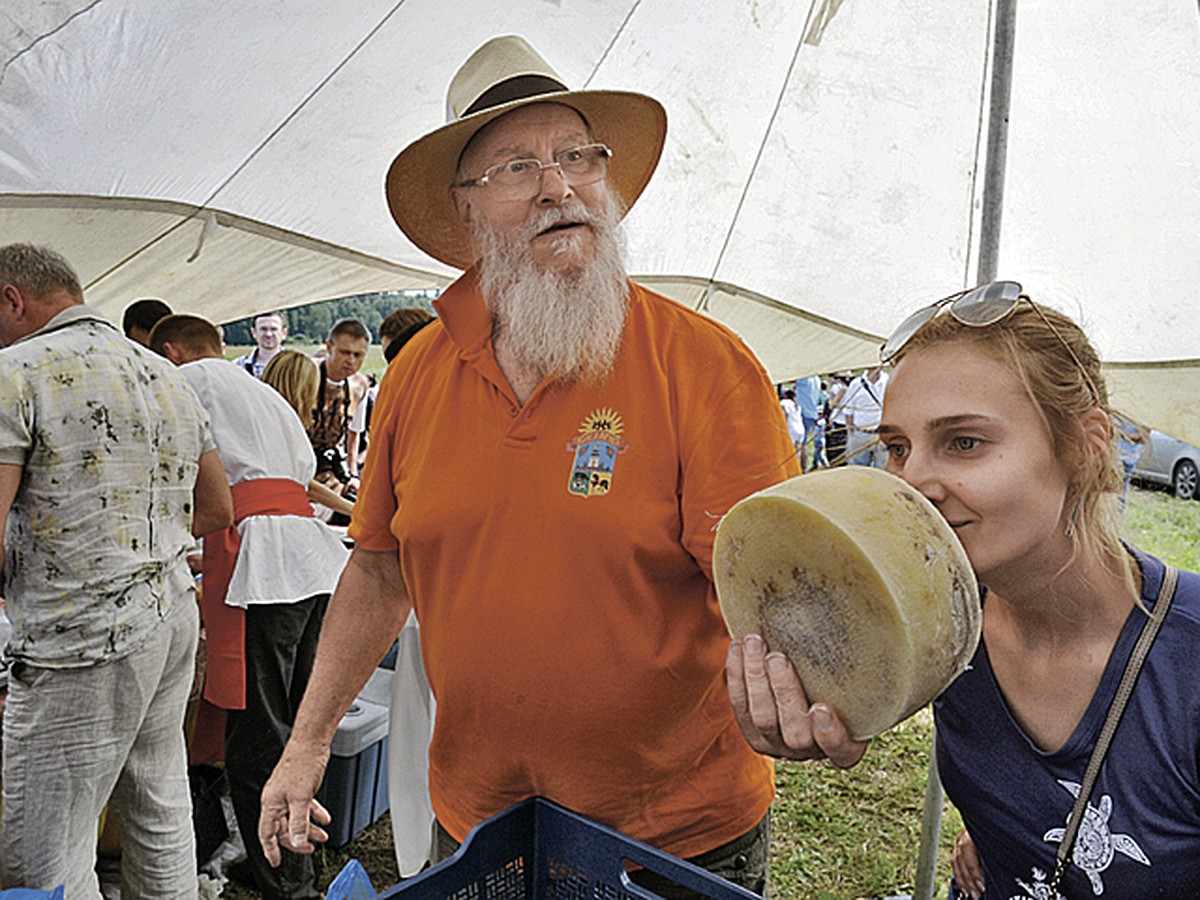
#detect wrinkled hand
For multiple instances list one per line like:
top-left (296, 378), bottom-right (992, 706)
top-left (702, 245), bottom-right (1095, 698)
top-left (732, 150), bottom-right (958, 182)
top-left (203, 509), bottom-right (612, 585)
top-left (258, 741), bottom-right (333, 866)
top-left (951, 829), bottom-right (985, 899)
top-left (726, 633), bottom-right (868, 768)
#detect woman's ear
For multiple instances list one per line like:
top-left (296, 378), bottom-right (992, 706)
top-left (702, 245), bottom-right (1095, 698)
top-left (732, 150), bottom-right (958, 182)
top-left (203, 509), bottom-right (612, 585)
top-left (1080, 407), bottom-right (1112, 460)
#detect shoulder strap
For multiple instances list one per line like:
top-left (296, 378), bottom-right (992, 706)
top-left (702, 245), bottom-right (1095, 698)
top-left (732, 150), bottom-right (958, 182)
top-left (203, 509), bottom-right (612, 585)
top-left (1051, 565), bottom-right (1179, 893)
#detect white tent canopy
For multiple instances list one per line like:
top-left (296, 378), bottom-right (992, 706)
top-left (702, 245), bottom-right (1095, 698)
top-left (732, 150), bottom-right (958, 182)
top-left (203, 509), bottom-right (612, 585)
top-left (2, 0), bottom-right (1198, 442)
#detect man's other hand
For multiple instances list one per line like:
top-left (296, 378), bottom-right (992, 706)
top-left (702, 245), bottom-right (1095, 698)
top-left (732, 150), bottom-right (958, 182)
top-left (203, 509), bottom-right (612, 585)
top-left (258, 740), bottom-right (333, 865)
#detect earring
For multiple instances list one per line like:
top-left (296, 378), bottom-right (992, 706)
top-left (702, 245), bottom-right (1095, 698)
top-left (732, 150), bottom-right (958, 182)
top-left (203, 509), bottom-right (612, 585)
top-left (1064, 498), bottom-right (1082, 538)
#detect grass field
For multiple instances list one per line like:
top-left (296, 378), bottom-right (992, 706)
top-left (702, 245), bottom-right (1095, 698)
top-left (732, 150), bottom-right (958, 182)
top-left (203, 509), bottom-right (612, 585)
top-left (218, 483), bottom-right (1198, 899)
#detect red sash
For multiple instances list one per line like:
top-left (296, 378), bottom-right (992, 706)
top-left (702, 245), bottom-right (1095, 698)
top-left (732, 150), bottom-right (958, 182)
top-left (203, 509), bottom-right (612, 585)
top-left (201, 478), bottom-right (313, 709)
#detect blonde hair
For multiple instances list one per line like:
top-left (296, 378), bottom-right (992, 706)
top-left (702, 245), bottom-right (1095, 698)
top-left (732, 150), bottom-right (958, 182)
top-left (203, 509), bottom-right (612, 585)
top-left (893, 299), bottom-right (1132, 588)
top-left (262, 350), bottom-right (320, 431)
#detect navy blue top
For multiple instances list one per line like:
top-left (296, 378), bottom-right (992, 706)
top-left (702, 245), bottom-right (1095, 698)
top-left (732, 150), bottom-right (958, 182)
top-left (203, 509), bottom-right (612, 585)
top-left (936, 551), bottom-right (1200, 898)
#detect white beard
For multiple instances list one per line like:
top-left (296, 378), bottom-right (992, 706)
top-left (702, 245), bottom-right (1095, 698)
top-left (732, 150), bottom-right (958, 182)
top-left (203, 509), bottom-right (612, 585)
top-left (473, 192), bottom-right (629, 385)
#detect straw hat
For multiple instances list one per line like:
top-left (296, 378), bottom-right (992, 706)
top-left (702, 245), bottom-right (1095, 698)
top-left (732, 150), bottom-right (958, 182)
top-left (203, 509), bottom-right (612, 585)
top-left (384, 35), bottom-right (667, 270)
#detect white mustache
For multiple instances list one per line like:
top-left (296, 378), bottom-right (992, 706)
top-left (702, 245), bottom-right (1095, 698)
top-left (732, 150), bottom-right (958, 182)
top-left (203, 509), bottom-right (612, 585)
top-left (524, 202), bottom-right (603, 240)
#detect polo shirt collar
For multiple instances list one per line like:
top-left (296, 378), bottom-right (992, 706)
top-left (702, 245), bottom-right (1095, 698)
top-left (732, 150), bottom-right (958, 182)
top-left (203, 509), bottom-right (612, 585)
top-left (432, 266), bottom-right (493, 358)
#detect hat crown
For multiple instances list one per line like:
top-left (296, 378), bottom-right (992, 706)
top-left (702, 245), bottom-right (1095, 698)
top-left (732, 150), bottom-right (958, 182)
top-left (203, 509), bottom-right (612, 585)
top-left (446, 35), bottom-right (570, 122)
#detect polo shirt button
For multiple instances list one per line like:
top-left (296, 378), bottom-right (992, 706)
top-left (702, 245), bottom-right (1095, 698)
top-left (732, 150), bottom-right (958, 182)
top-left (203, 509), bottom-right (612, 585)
top-left (508, 406), bottom-right (518, 417)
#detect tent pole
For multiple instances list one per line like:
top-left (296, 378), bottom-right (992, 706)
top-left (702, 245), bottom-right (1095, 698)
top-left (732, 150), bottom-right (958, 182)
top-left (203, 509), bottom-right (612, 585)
top-left (976, 0), bottom-right (1018, 284)
top-left (915, 5), bottom-right (1018, 899)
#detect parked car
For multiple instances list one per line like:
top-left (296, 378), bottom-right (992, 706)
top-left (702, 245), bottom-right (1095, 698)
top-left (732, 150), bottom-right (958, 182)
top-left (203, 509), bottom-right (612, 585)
top-left (1131, 428), bottom-right (1200, 501)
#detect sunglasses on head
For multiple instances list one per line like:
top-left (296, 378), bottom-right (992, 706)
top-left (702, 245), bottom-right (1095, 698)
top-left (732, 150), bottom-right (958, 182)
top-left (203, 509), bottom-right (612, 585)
top-left (879, 280), bottom-right (1100, 403)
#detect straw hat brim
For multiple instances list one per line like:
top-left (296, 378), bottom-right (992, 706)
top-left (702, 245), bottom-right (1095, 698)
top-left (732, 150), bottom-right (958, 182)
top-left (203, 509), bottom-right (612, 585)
top-left (385, 90), bottom-right (667, 271)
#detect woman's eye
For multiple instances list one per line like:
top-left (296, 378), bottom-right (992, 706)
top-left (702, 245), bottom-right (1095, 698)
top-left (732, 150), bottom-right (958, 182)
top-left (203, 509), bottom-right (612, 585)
top-left (951, 435), bottom-right (981, 452)
top-left (884, 443), bottom-right (908, 461)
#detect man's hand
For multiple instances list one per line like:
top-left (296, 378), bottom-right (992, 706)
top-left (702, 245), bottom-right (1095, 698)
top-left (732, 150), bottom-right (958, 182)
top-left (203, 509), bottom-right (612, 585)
top-left (726, 633), bottom-right (868, 768)
top-left (258, 740), bottom-right (333, 866)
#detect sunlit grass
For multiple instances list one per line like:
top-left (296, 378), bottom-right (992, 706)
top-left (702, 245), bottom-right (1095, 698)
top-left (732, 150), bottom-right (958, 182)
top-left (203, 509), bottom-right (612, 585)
top-left (1123, 483), bottom-right (1200, 571)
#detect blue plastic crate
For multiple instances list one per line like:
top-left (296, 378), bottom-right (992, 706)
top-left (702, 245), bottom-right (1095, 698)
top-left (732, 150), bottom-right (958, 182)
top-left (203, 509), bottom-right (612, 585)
top-left (377, 797), bottom-right (760, 899)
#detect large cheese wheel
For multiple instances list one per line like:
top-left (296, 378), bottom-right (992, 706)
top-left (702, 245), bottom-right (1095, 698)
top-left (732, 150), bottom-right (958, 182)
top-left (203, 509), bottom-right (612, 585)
top-left (715, 466), bottom-right (980, 740)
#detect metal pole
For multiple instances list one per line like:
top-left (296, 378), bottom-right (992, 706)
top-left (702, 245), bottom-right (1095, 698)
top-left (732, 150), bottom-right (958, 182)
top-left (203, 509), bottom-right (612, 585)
top-left (977, 0), bottom-right (1018, 284)
top-left (913, 739), bottom-right (944, 900)
top-left (914, 4), bottom-right (1018, 898)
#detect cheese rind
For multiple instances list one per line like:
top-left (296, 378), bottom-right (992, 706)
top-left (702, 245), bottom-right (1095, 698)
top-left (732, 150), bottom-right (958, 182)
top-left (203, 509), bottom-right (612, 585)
top-left (715, 467), bottom-right (980, 740)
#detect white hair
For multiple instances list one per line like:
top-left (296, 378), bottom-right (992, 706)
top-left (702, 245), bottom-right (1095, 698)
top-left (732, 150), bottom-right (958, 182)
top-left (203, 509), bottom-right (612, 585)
top-left (473, 189), bottom-right (629, 385)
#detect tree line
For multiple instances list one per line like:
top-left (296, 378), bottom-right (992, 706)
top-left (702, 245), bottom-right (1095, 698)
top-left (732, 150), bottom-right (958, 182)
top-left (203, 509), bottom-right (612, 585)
top-left (221, 290), bottom-right (438, 346)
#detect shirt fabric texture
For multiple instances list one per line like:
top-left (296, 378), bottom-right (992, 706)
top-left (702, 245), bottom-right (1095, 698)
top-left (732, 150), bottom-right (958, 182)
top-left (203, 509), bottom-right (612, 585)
top-left (180, 357), bottom-right (348, 607)
top-left (936, 550), bottom-right (1200, 899)
top-left (233, 348), bottom-right (268, 379)
top-left (0, 306), bottom-right (213, 667)
top-left (350, 269), bottom-right (799, 860)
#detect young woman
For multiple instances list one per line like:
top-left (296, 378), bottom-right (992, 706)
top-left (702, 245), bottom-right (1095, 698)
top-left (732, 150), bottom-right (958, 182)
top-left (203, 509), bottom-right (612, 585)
top-left (727, 281), bottom-right (1200, 899)
top-left (262, 349), bottom-right (354, 519)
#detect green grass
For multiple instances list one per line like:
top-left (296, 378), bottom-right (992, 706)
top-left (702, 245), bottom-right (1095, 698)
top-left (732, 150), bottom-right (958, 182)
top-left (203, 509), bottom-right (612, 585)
top-left (770, 709), bottom-right (960, 900)
top-left (1122, 483), bottom-right (1200, 571)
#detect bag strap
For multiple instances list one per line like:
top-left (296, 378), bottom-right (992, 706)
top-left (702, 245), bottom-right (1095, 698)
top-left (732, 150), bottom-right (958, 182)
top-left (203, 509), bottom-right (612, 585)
top-left (1050, 565), bottom-right (1179, 894)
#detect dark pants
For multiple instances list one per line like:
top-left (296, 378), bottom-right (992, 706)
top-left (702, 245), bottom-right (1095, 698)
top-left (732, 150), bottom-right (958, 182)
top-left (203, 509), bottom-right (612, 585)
top-left (435, 812), bottom-right (769, 898)
top-left (825, 424), bottom-right (848, 467)
top-left (225, 594), bottom-right (329, 900)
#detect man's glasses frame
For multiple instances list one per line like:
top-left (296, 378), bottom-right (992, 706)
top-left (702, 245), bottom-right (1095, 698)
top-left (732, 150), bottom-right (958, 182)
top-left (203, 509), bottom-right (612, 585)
top-left (456, 143), bottom-right (612, 202)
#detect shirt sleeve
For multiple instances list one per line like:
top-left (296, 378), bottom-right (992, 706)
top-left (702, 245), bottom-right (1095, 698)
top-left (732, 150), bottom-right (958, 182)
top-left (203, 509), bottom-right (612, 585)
top-left (679, 347), bottom-right (801, 581)
top-left (0, 367), bottom-right (32, 466)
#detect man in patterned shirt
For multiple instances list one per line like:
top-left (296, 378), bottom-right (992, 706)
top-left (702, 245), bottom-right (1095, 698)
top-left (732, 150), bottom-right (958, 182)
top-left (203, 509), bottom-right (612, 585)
top-left (0, 244), bottom-right (233, 898)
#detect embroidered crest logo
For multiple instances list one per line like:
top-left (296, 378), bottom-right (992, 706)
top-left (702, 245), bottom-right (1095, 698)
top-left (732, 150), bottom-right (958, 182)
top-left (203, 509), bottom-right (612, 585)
top-left (567, 407), bottom-right (628, 498)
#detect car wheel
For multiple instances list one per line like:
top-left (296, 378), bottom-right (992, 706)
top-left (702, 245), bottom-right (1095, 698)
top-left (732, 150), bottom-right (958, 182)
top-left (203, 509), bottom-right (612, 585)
top-left (1173, 459), bottom-right (1199, 501)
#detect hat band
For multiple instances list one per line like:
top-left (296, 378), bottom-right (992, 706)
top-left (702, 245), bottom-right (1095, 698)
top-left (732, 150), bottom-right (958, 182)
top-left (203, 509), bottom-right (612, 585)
top-left (461, 74), bottom-right (569, 118)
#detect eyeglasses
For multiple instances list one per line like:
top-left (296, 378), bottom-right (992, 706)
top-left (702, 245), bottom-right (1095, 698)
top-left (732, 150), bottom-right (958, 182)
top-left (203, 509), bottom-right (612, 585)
top-left (456, 143), bottom-right (612, 202)
top-left (879, 280), bottom-right (1100, 402)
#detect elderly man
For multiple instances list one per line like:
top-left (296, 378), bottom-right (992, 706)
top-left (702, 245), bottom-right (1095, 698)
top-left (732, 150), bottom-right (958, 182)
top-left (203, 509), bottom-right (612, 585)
top-left (0, 244), bottom-right (232, 898)
top-left (260, 36), bottom-right (798, 895)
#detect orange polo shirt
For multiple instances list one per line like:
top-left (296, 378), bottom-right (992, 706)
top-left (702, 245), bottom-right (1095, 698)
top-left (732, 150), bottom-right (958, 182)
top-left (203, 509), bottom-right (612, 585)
top-left (350, 269), bottom-right (800, 859)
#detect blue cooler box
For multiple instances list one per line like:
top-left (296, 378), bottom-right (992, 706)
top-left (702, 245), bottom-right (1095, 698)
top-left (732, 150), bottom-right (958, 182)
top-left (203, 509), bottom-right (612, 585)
top-left (316, 673), bottom-right (391, 848)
